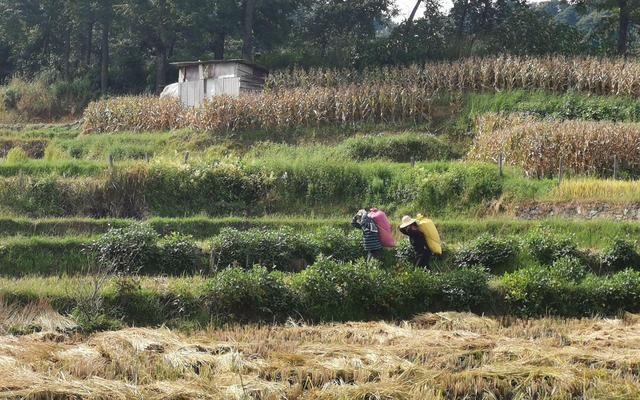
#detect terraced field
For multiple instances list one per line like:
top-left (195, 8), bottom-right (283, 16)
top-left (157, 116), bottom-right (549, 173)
top-left (2, 60), bottom-right (640, 398)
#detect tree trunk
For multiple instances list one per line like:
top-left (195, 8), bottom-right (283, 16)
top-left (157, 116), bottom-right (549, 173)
top-left (155, 47), bottom-right (167, 94)
top-left (213, 30), bottom-right (226, 59)
top-left (408, 0), bottom-right (422, 23)
top-left (63, 25), bottom-right (71, 81)
top-left (242, 0), bottom-right (256, 62)
top-left (456, 0), bottom-right (469, 38)
top-left (617, 0), bottom-right (630, 56)
top-left (84, 19), bottom-right (95, 69)
top-left (100, 2), bottom-right (112, 96)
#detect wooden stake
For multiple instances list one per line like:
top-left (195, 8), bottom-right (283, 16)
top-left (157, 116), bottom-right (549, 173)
top-left (498, 152), bottom-right (504, 177)
top-left (558, 157), bottom-right (564, 185)
top-left (108, 154), bottom-right (114, 170)
top-left (184, 152), bottom-right (190, 164)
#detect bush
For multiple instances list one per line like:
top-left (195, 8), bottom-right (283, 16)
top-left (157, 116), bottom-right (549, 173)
top-left (550, 256), bottom-right (588, 282)
top-left (87, 223), bottom-right (160, 274)
top-left (211, 227), bottom-right (312, 271)
top-left (292, 257), bottom-right (396, 321)
top-left (416, 163), bottom-right (502, 214)
top-left (205, 266), bottom-right (297, 322)
top-left (521, 229), bottom-right (580, 265)
top-left (498, 265), bottom-right (573, 316)
top-left (6, 147), bottom-right (29, 162)
top-left (455, 234), bottom-right (517, 273)
top-left (434, 266), bottom-right (491, 311)
top-left (158, 233), bottom-right (204, 275)
top-left (340, 133), bottom-right (452, 162)
top-left (600, 238), bottom-right (640, 272)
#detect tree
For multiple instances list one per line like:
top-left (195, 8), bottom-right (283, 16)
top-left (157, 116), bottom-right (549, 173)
top-left (100, 0), bottom-right (113, 95)
top-left (119, 0), bottom-right (198, 93)
top-left (242, 0), bottom-right (256, 61)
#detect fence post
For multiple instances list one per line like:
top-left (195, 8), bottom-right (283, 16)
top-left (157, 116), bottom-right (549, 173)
top-left (144, 153), bottom-right (149, 163)
top-left (108, 154), bottom-right (114, 170)
top-left (184, 152), bottom-right (190, 164)
top-left (613, 155), bottom-right (618, 180)
top-left (410, 156), bottom-right (415, 167)
top-left (558, 157), bottom-right (564, 185)
top-left (498, 152), bottom-right (504, 177)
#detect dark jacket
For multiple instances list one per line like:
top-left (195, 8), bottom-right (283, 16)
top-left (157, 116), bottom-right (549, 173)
top-left (400, 226), bottom-right (429, 254)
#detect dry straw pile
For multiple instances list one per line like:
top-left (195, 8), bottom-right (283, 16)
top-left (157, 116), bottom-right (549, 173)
top-left (2, 309), bottom-right (640, 399)
top-left (83, 85), bottom-right (434, 134)
top-left (268, 56), bottom-right (640, 96)
top-left (468, 113), bottom-right (640, 177)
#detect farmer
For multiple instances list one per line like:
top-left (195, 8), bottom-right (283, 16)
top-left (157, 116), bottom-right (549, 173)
top-left (399, 215), bottom-right (432, 268)
top-left (352, 209), bottom-right (383, 262)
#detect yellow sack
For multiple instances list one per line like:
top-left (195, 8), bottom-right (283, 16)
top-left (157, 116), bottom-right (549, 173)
top-left (416, 214), bottom-right (442, 255)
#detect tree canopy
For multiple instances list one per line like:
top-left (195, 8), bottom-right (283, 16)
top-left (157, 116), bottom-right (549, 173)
top-left (0, 0), bottom-right (638, 94)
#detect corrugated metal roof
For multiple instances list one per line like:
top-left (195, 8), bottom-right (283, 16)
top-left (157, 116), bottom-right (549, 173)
top-left (169, 59), bottom-right (268, 72)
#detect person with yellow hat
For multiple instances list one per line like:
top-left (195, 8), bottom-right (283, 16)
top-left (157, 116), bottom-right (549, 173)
top-left (399, 215), bottom-right (433, 268)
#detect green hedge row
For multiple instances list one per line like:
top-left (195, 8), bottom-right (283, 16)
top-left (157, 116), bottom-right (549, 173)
top-left (0, 217), bottom-right (637, 249)
top-left (1, 224), bottom-right (638, 277)
top-left (4, 260), bottom-right (640, 328)
top-left (0, 161), bottom-right (502, 218)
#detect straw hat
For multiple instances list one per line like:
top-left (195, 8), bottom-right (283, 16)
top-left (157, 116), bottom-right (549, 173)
top-left (399, 215), bottom-right (417, 229)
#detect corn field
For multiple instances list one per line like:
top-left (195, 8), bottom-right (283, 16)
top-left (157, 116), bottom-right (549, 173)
top-left (83, 96), bottom-right (186, 134)
top-left (468, 113), bottom-right (640, 178)
top-left (83, 85), bottom-right (434, 134)
top-left (267, 56), bottom-right (640, 97)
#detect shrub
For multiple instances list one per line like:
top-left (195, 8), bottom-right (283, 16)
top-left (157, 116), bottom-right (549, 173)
top-left (395, 240), bottom-right (417, 265)
top-left (521, 229), bottom-right (580, 265)
top-left (455, 234), bottom-right (517, 273)
top-left (87, 223), bottom-right (160, 274)
top-left (498, 265), bottom-right (573, 316)
top-left (550, 256), bottom-right (588, 282)
top-left (308, 227), bottom-right (364, 262)
top-left (292, 257), bottom-right (396, 321)
top-left (158, 233), bottom-right (204, 275)
top-left (600, 238), bottom-right (640, 272)
top-left (434, 266), bottom-right (491, 311)
top-left (578, 269), bottom-right (640, 315)
top-left (340, 133), bottom-right (452, 162)
top-left (211, 227), bottom-right (312, 271)
top-left (6, 147), bottom-right (29, 162)
top-left (205, 266), bottom-right (297, 322)
top-left (416, 163), bottom-right (502, 213)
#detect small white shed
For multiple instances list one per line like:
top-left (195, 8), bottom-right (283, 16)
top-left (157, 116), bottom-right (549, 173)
top-left (169, 59), bottom-right (268, 107)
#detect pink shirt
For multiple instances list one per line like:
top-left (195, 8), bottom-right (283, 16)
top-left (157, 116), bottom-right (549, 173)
top-left (369, 208), bottom-right (396, 247)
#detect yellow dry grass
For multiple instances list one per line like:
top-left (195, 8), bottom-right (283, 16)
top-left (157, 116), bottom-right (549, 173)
top-left (550, 179), bottom-right (640, 203)
top-left (0, 311), bottom-right (640, 399)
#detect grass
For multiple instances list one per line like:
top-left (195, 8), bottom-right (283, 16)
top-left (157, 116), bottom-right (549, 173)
top-left (0, 308), bottom-right (640, 398)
